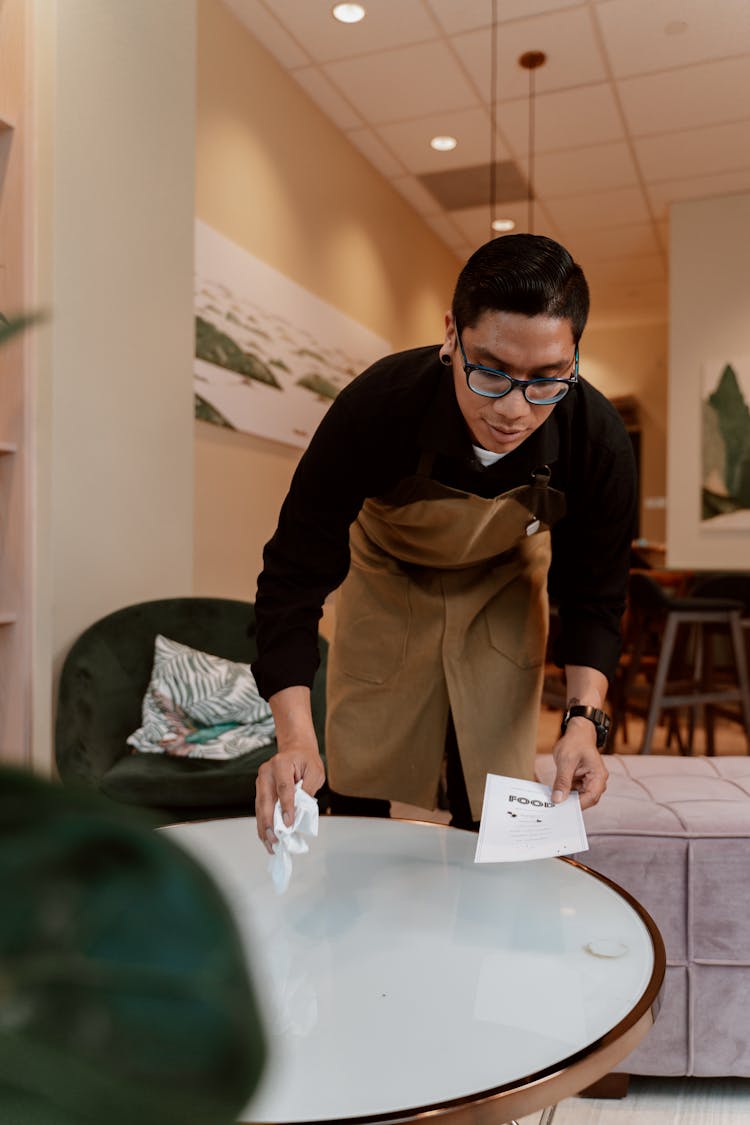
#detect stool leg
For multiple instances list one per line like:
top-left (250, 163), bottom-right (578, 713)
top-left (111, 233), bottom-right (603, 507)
top-left (729, 611), bottom-right (750, 754)
top-left (641, 614), bottom-right (679, 754)
top-left (704, 627), bottom-right (716, 757)
top-left (691, 624), bottom-right (704, 754)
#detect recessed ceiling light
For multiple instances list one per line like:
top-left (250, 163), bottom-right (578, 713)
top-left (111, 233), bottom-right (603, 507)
top-left (492, 218), bottom-right (516, 232)
top-left (332, 3), bottom-right (366, 23)
top-left (430, 135), bottom-right (458, 152)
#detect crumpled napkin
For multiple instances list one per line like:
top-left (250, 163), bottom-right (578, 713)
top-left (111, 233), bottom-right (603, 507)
top-left (268, 781), bottom-right (319, 895)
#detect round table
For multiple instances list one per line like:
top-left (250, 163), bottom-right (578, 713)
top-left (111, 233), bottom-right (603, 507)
top-left (163, 817), bottom-right (664, 1125)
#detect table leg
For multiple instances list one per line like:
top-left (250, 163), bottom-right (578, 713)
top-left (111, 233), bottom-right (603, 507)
top-left (506, 1108), bottom-right (558, 1125)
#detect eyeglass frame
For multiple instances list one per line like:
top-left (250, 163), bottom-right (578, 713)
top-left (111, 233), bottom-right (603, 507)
top-left (455, 326), bottom-right (579, 405)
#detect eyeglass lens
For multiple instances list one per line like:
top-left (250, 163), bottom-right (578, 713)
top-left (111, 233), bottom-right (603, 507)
top-left (467, 368), bottom-right (572, 404)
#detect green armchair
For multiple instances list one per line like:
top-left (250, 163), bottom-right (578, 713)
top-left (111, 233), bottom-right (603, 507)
top-left (55, 597), bottom-right (328, 824)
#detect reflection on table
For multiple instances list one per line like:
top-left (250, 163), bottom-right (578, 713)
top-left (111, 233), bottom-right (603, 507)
top-left (164, 817), bottom-right (664, 1125)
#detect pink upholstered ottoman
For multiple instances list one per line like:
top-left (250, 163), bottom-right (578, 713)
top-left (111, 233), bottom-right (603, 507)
top-left (535, 753), bottom-right (750, 1077)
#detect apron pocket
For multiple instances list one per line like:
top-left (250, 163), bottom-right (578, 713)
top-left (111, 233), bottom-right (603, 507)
top-left (334, 570), bottom-right (411, 685)
top-left (484, 576), bottom-right (547, 670)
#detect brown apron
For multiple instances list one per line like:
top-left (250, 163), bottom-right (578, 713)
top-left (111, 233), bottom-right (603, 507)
top-left (325, 455), bottom-right (566, 819)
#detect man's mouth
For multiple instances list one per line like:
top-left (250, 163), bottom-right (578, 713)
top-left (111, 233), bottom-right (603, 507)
top-left (484, 420), bottom-right (525, 440)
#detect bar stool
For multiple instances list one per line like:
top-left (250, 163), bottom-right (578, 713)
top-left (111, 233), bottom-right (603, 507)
top-left (690, 573), bottom-right (750, 753)
top-left (618, 572), bottom-right (750, 755)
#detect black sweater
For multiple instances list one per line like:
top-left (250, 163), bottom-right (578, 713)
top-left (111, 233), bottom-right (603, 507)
top-left (253, 345), bottom-right (637, 698)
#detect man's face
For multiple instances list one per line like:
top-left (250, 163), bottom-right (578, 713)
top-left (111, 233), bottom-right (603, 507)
top-left (443, 310), bottom-right (576, 455)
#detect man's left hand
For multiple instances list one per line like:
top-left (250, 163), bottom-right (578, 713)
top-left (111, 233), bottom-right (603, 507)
top-left (550, 723), bottom-right (608, 810)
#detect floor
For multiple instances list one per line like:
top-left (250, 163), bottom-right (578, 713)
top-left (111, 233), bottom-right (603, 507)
top-left (391, 709), bottom-right (750, 1123)
top-left (518, 1077), bottom-right (750, 1124)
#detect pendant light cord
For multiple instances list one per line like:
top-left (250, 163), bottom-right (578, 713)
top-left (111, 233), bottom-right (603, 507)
top-left (489, 0), bottom-right (498, 236)
top-left (528, 62), bottom-right (535, 234)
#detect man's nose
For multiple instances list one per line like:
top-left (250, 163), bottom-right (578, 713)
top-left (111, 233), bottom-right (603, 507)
top-left (491, 386), bottom-right (530, 418)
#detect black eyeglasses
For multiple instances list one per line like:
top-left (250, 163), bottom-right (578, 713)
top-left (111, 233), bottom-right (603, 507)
top-left (456, 328), bottom-right (579, 405)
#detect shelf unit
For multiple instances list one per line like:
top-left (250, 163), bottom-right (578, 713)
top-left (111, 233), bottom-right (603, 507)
top-left (0, 0), bottom-right (30, 765)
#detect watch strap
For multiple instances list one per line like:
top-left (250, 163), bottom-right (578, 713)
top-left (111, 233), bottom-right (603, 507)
top-left (560, 704), bottom-right (611, 748)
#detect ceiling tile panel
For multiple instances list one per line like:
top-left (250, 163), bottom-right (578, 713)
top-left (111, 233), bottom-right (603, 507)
top-left (423, 212), bottom-right (470, 251)
top-left (345, 128), bottom-right (405, 178)
top-left (498, 83), bottom-right (625, 156)
top-left (292, 67), bottom-right (364, 130)
top-left (634, 119), bottom-right (750, 182)
top-left (588, 279), bottom-right (668, 318)
top-left (259, 0), bottom-right (438, 63)
top-left (449, 200), bottom-right (562, 247)
top-left (647, 168), bottom-right (750, 221)
top-left (419, 160), bottom-right (530, 211)
top-left (427, 0), bottom-right (587, 36)
top-left (568, 223), bottom-right (662, 261)
top-left (453, 8), bottom-right (608, 103)
top-left (618, 56), bottom-right (750, 137)
top-left (545, 187), bottom-right (652, 234)
top-left (583, 255), bottom-right (667, 287)
top-left (321, 42), bottom-right (479, 124)
top-left (375, 107), bottom-right (512, 175)
top-left (389, 175), bottom-right (444, 216)
top-left (222, 0), bottom-right (311, 67)
top-left (529, 142), bottom-right (640, 198)
top-left (595, 0), bottom-right (750, 78)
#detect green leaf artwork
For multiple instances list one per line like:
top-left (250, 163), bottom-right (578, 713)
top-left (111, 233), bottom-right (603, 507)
top-left (195, 316), bottom-right (281, 388)
top-left (702, 362), bottom-right (750, 520)
top-left (193, 220), bottom-right (390, 446)
top-left (296, 372), bottom-right (340, 401)
top-left (194, 393), bottom-right (235, 429)
top-left (0, 311), bottom-right (42, 348)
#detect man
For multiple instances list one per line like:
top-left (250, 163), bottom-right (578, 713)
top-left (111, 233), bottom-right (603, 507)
top-left (253, 234), bottom-right (636, 850)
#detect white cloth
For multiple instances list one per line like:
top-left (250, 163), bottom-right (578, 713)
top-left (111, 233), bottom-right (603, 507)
top-left (268, 781), bottom-right (319, 894)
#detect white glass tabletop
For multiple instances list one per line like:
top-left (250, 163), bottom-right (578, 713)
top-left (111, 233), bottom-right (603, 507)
top-left (163, 816), bottom-right (663, 1124)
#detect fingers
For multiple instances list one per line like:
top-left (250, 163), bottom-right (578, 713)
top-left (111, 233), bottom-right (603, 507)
top-left (577, 762), bottom-right (608, 810)
top-left (551, 763), bottom-right (575, 806)
top-left (255, 757), bottom-right (295, 853)
top-left (552, 747), bottom-right (608, 809)
top-left (300, 759), bottom-right (326, 797)
top-left (254, 751), bottom-right (327, 852)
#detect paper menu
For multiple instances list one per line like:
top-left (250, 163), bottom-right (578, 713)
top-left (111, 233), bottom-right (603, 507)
top-left (474, 773), bottom-right (588, 863)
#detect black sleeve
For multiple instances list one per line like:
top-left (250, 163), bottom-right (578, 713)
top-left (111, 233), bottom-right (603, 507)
top-left (548, 402), bottom-right (638, 683)
top-left (251, 393), bottom-right (364, 698)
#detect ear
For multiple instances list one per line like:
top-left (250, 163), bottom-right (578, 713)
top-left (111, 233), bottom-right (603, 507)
top-left (443, 311), bottom-right (456, 351)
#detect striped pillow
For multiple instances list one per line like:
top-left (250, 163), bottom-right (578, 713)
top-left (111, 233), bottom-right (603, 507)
top-left (127, 634), bottom-right (275, 760)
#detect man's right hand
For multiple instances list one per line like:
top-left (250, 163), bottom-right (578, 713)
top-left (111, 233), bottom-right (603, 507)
top-left (254, 686), bottom-right (326, 853)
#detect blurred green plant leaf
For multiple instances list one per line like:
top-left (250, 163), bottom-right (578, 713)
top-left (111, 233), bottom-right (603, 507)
top-left (0, 311), bottom-right (44, 348)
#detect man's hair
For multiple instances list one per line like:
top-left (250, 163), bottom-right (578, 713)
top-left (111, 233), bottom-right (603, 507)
top-left (451, 233), bottom-right (590, 344)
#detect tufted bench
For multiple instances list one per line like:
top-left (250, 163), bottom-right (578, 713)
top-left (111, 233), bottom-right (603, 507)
top-left (535, 753), bottom-right (750, 1077)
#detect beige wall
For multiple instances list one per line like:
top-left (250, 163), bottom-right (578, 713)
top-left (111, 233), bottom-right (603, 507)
top-left (32, 0), bottom-right (197, 769)
top-left (194, 0), bottom-right (460, 603)
top-left (668, 191), bottom-right (750, 568)
top-left (584, 321), bottom-right (668, 544)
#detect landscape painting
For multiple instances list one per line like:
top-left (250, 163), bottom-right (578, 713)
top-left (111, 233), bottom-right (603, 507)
top-left (702, 357), bottom-right (750, 529)
top-left (194, 220), bottom-right (391, 447)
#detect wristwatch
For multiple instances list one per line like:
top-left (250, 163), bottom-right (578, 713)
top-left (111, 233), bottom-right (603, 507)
top-left (560, 704), bottom-right (611, 749)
